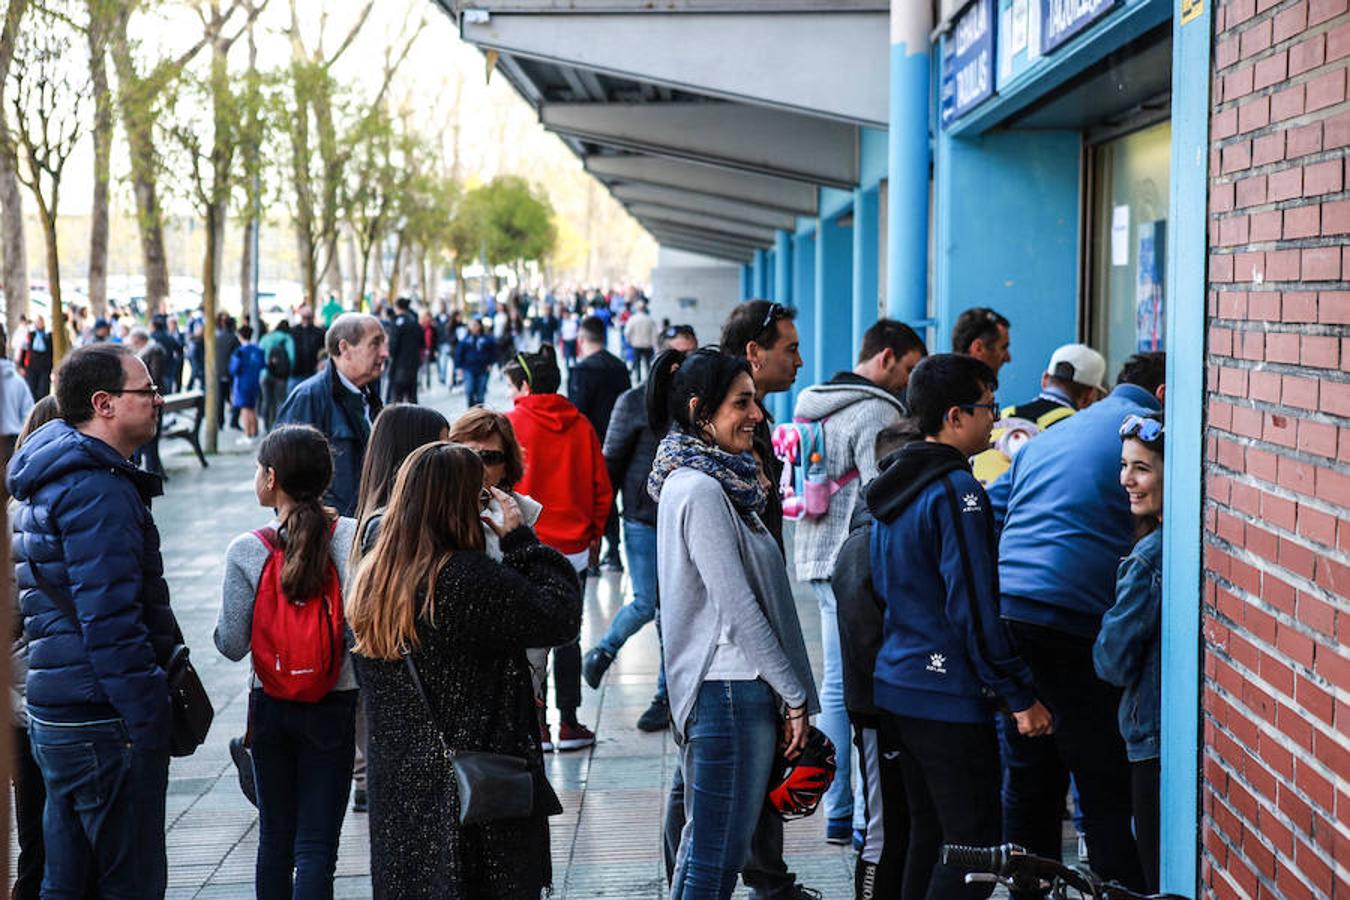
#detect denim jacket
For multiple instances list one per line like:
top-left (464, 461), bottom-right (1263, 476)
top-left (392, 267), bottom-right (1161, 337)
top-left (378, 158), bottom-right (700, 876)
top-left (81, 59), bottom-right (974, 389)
top-left (1093, 528), bottom-right (1162, 762)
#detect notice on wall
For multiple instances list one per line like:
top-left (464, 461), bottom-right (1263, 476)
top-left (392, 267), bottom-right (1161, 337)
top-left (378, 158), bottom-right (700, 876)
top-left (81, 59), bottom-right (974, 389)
top-left (941, 0), bottom-right (998, 126)
top-left (1010, 0), bottom-right (1029, 54)
top-left (1136, 220), bottom-right (1167, 352)
top-left (1040, 0), bottom-right (1118, 54)
top-left (1111, 205), bottom-right (1131, 267)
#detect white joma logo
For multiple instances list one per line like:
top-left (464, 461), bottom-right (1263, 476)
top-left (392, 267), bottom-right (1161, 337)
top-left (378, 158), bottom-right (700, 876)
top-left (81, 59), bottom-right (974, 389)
top-left (963, 493), bottom-right (981, 512)
top-left (926, 653), bottom-right (947, 674)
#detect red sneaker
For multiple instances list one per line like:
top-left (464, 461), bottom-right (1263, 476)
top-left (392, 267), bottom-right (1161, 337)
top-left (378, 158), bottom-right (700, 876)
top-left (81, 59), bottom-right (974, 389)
top-left (539, 723), bottom-right (554, 753)
top-left (557, 721), bottom-right (596, 751)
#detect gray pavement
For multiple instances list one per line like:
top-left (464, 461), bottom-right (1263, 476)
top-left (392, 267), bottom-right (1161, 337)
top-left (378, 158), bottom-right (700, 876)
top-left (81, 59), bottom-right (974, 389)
top-left (22, 371), bottom-right (856, 898)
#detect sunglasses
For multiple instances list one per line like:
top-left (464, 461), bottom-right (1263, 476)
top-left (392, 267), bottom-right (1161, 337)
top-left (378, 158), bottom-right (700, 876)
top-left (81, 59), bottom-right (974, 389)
top-left (757, 302), bottom-right (789, 339)
top-left (663, 325), bottom-right (695, 339)
top-left (476, 449), bottom-right (507, 466)
top-left (1120, 414), bottom-right (1164, 442)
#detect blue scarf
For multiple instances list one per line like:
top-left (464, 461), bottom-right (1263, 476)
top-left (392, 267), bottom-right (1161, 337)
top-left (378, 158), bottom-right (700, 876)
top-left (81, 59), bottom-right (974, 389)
top-left (648, 429), bottom-right (767, 521)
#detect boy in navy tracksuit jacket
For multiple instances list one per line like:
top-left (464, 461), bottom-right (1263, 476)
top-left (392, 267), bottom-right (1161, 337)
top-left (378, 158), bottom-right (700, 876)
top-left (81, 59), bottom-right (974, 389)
top-left (866, 354), bottom-right (1051, 900)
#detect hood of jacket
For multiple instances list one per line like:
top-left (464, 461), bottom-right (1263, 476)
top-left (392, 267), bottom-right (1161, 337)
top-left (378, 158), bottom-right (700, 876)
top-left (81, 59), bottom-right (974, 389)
top-left (794, 372), bottom-right (906, 421)
top-left (511, 392), bottom-right (584, 433)
top-left (8, 419), bottom-right (161, 504)
top-left (865, 440), bottom-right (968, 525)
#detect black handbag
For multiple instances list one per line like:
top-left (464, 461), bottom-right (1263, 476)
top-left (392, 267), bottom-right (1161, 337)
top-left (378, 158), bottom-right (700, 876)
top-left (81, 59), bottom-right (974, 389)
top-left (403, 652), bottom-right (534, 825)
top-left (32, 568), bottom-right (213, 757)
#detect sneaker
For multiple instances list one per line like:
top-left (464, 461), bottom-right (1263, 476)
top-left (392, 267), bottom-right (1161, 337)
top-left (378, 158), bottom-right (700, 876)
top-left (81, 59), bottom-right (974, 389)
top-left (539, 723), bottom-right (554, 753)
top-left (636, 697), bottom-right (670, 733)
top-left (601, 557), bottom-right (624, 573)
top-left (556, 721), bottom-right (596, 751)
top-left (352, 788), bottom-right (367, 813)
top-left (581, 647), bottom-right (614, 689)
top-left (826, 816), bottom-right (851, 845)
top-left (229, 736), bottom-right (257, 807)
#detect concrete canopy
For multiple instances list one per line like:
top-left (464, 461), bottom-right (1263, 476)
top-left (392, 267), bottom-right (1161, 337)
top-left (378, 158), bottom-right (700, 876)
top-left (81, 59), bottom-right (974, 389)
top-left (626, 203), bottom-right (778, 245)
top-left (647, 233), bottom-right (755, 263)
top-left (456, 3), bottom-right (888, 127)
top-left (585, 155), bottom-right (819, 217)
top-left (609, 183), bottom-right (798, 232)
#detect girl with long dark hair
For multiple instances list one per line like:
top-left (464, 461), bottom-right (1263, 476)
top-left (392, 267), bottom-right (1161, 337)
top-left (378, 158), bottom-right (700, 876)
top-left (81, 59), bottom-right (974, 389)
top-left (646, 348), bottom-right (819, 899)
top-left (348, 442), bottom-right (580, 898)
top-left (215, 424), bottom-right (359, 899)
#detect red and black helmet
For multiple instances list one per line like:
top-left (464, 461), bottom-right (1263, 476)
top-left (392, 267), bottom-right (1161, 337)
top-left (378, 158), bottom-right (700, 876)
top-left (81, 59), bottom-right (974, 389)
top-left (767, 726), bottom-right (837, 820)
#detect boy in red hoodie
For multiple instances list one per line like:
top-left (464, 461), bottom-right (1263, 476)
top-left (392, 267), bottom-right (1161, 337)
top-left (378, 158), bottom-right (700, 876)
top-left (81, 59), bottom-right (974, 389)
top-left (505, 345), bottom-right (612, 750)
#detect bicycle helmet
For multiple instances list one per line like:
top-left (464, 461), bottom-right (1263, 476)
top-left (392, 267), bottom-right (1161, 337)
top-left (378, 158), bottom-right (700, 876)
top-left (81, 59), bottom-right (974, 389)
top-left (767, 726), bottom-right (837, 820)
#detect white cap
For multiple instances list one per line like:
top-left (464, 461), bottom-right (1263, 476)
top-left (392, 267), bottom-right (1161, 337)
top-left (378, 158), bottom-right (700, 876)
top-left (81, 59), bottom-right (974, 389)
top-left (1046, 344), bottom-right (1107, 392)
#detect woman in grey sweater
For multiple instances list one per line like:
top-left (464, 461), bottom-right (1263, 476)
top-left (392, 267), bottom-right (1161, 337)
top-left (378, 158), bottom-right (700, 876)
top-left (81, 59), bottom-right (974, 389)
top-left (215, 425), bottom-right (358, 899)
top-left (647, 348), bottom-right (819, 900)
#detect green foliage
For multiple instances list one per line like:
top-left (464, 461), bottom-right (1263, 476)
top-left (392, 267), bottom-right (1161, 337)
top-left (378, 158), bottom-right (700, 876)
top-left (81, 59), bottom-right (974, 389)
top-left (455, 175), bottom-right (556, 269)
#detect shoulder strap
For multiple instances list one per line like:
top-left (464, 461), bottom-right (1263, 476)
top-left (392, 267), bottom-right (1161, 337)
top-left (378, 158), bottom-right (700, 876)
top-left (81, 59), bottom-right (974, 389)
top-left (403, 652), bottom-right (455, 759)
top-left (252, 527), bottom-right (281, 552)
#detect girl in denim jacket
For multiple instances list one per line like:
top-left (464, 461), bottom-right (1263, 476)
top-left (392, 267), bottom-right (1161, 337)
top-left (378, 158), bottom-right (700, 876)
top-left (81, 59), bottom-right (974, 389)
top-left (1093, 412), bottom-right (1164, 892)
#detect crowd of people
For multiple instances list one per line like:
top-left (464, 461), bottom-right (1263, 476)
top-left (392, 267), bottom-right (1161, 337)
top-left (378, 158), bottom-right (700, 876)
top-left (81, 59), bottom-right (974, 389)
top-left (5, 289), bottom-right (1169, 900)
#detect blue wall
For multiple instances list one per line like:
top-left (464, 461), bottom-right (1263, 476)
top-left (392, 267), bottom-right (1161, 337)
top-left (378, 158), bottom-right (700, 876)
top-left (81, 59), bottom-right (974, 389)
top-left (935, 129), bottom-right (1081, 404)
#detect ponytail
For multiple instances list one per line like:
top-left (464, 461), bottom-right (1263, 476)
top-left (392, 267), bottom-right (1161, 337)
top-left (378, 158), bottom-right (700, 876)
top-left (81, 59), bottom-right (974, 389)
top-left (257, 425), bottom-right (336, 600)
top-left (281, 498), bottom-right (332, 599)
top-left (645, 348), bottom-right (689, 434)
top-left (646, 348), bottom-right (751, 438)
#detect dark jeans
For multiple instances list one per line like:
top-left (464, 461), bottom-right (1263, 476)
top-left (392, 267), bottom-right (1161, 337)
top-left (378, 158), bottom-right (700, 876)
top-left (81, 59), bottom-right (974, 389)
top-left (29, 717), bottom-right (169, 900)
top-left (1132, 759), bottom-right (1160, 894)
top-left (465, 369), bottom-right (490, 406)
top-left (631, 346), bottom-right (654, 380)
top-left (1000, 620), bottom-right (1145, 895)
top-left (852, 714), bottom-right (908, 900)
top-left (13, 725), bottom-right (45, 900)
top-left (251, 689), bottom-right (358, 900)
top-left (880, 713), bottom-right (1000, 900)
top-left (260, 375), bottom-right (289, 431)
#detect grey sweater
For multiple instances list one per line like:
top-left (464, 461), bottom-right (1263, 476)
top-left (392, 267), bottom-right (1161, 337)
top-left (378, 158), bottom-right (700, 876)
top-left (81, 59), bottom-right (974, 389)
top-left (215, 517), bottom-right (359, 691)
top-left (657, 468), bottom-right (819, 740)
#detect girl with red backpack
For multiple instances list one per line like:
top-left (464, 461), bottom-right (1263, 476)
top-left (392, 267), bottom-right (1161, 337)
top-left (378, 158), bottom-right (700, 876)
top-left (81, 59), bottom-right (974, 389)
top-left (214, 424), bottom-right (359, 899)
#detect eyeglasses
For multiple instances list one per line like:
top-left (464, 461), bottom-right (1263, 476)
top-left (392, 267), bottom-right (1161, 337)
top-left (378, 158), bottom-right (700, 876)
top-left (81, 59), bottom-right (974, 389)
top-left (476, 449), bottom-right (507, 466)
top-left (960, 401), bottom-right (1000, 418)
top-left (111, 384), bottom-right (161, 397)
top-left (1120, 414), bottom-right (1164, 442)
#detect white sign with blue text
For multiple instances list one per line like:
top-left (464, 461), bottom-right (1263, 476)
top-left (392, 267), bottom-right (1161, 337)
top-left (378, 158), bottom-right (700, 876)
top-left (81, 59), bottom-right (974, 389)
top-left (941, 0), bottom-right (998, 126)
top-left (1039, 0), bottom-right (1118, 54)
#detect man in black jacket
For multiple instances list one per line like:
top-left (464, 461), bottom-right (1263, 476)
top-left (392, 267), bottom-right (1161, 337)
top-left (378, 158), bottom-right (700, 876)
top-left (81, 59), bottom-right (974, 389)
top-left (290, 306), bottom-right (326, 389)
top-left (581, 325), bottom-right (697, 731)
top-left (567, 315), bottom-right (630, 571)
top-left (386, 297), bottom-right (423, 403)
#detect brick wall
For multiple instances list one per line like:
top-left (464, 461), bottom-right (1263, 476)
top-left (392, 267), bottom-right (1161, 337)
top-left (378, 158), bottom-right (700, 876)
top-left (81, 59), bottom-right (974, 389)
top-left (1205, 0), bottom-right (1349, 896)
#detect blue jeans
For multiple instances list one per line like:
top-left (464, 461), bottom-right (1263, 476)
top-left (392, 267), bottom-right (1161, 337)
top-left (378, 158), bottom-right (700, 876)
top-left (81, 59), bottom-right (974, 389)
top-left (466, 369), bottom-right (490, 406)
top-left (437, 344), bottom-right (452, 384)
top-left (251, 689), bottom-right (357, 900)
top-left (29, 716), bottom-right (168, 899)
top-left (597, 519), bottom-right (667, 701)
top-left (670, 680), bottom-right (780, 899)
top-left (810, 580), bottom-right (853, 824)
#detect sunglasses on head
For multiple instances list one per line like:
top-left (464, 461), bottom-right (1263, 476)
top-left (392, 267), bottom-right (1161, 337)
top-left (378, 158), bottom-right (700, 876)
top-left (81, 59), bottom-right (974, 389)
top-left (757, 302), bottom-right (789, 339)
top-left (1120, 414), bottom-right (1164, 443)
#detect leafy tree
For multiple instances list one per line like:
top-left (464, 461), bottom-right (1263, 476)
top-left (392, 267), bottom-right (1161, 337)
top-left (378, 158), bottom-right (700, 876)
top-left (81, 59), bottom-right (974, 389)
top-left (477, 175), bottom-right (557, 276)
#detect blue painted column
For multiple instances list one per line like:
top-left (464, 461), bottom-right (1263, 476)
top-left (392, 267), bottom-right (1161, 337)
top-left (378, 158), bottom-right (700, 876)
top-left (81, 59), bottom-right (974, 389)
top-left (852, 187), bottom-right (881, 350)
top-left (740, 265), bottom-right (752, 300)
top-left (813, 214), bottom-right (854, 386)
top-left (751, 249), bottom-right (769, 298)
top-left (887, 0), bottom-right (931, 326)
top-left (774, 230), bottom-right (793, 307)
top-left (789, 230), bottom-right (817, 416)
top-left (1160, 4), bottom-right (1211, 897)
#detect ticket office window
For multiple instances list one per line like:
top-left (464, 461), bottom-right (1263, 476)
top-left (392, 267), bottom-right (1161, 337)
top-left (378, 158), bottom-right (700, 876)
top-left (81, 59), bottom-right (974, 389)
top-left (1087, 120), bottom-right (1172, 381)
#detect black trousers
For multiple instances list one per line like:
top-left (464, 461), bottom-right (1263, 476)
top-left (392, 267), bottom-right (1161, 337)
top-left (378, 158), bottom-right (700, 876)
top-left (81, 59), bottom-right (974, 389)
top-left (1131, 758), bottom-right (1160, 893)
top-left (852, 713), bottom-right (908, 900)
top-left (880, 713), bottom-right (1001, 900)
top-left (540, 569), bottom-right (584, 721)
top-left (13, 725), bottom-right (45, 900)
top-left (999, 620), bottom-right (1145, 895)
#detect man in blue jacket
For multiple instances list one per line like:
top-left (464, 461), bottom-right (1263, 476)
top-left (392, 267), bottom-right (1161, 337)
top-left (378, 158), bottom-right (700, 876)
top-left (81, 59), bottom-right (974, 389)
top-left (8, 343), bottom-right (179, 897)
top-left (454, 317), bottom-right (496, 407)
top-left (867, 353), bottom-right (1052, 900)
top-left (992, 352), bottom-right (1164, 893)
top-left (275, 313), bottom-right (387, 516)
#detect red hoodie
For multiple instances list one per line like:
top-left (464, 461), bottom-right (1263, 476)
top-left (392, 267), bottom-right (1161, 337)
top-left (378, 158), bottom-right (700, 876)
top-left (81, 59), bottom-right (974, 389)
top-left (506, 393), bottom-right (613, 555)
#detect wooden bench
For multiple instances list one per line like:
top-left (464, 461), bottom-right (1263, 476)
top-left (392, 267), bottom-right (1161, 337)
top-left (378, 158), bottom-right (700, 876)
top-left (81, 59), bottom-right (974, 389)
top-left (160, 390), bottom-right (207, 468)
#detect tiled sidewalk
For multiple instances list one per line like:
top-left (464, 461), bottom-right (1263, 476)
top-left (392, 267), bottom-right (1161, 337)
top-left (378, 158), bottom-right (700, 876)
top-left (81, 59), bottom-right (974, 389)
top-left (14, 377), bottom-right (855, 899)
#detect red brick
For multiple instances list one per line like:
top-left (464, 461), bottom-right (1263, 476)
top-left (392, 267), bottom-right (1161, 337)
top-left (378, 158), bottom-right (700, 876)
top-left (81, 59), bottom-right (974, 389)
top-left (1241, 328), bottom-right (1268, 360)
top-left (1299, 419), bottom-right (1339, 457)
top-left (1271, 83), bottom-right (1307, 121)
top-left (1254, 51), bottom-right (1288, 90)
top-left (1266, 410), bottom-right (1299, 446)
top-left (1213, 106), bottom-right (1239, 141)
top-left (1326, 109), bottom-right (1350, 148)
top-left (1248, 446), bottom-right (1279, 482)
top-left (1305, 67), bottom-right (1348, 112)
top-left (1282, 374), bottom-right (1320, 409)
top-left (1228, 0), bottom-right (1257, 26)
top-left (1241, 96), bottom-right (1273, 134)
top-left (1246, 522), bottom-right (1279, 562)
top-left (1321, 377), bottom-right (1350, 415)
top-left (1213, 181), bottom-right (1237, 214)
top-left (1219, 365), bottom-right (1249, 397)
top-left (1241, 18), bottom-right (1274, 58)
top-left (1236, 174), bottom-right (1268, 207)
top-left (1211, 324), bottom-right (1235, 355)
top-left (1268, 166), bottom-right (1303, 200)
top-left (1250, 291), bottom-right (1281, 319)
top-left (1226, 64), bottom-right (1256, 102)
top-left (1301, 246), bottom-right (1341, 280)
top-left (1218, 34), bottom-right (1242, 70)
top-left (1290, 32), bottom-right (1327, 75)
top-left (1297, 503), bottom-right (1338, 547)
top-left (1282, 291), bottom-right (1318, 321)
top-left (1248, 209), bottom-right (1280, 242)
top-left (1304, 159), bottom-right (1343, 195)
top-left (1274, 1), bottom-right (1310, 43)
top-left (1221, 215), bottom-right (1251, 246)
top-left (1309, 0), bottom-right (1349, 26)
top-left (1250, 368), bottom-right (1282, 401)
top-left (1222, 140), bottom-right (1253, 174)
top-left (1286, 121), bottom-right (1322, 158)
top-left (1233, 404), bottom-right (1265, 439)
top-left (1266, 248), bottom-right (1300, 280)
top-left (1329, 18), bottom-right (1350, 62)
top-left (1277, 454), bottom-right (1316, 493)
top-left (1212, 253), bottom-right (1236, 284)
top-left (1298, 591), bottom-right (1338, 636)
top-left (1283, 204), bottom-right (1320, 238)
top-left (1323, 199), bottom-right (1350, 234)
top-left (1302, 334), bottom-right (1340, 367)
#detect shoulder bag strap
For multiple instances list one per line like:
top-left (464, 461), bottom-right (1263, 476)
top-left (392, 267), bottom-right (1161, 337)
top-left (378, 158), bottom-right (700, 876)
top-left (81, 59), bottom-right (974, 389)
top-left (403, 652), bottom-right (455, 760)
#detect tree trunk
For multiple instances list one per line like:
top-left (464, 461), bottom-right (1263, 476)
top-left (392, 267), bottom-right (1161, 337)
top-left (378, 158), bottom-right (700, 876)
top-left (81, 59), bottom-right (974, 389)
top-left (356, 238), bottom-right (371, 312)
top-left (387, 232), bottom-right (404, 304)
top-left (86, 14), bottom-right (112, 318)
top-left (419, 250), bottom-right (430, 306)
top-left (203, 201), bottom-right (220, 454)
top-left (240, 221), bottom-right (252, 318)
top-left (0, 132), bottom-right (27, 345)
top-left (38, 213), bottom-right (66, 361)
top-left (345, 228), bottom-right (359, 305)
top-left (324, 233), bottom-right (341, 297)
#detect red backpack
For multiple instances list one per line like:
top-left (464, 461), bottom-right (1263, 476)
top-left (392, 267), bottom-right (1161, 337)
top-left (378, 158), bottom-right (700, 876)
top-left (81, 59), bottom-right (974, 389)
top-left (250, 524), bottom-right (345, 702)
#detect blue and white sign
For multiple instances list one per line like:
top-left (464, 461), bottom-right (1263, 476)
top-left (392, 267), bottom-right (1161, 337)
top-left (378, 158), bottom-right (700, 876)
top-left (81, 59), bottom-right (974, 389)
top-left (1040, 0), bottom-right (1118, 54)
top-left (941, 0), bottom-right (998, 126)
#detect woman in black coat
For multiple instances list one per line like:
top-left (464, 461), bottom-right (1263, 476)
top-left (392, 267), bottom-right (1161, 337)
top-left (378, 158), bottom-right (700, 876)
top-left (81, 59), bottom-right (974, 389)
top-left (347, 441), bottom-right (580, 899)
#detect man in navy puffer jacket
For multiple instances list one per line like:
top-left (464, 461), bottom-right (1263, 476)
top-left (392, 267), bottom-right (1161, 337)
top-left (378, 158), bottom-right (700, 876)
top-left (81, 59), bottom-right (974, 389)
top-left (9, 343), bottom-right (177, 898)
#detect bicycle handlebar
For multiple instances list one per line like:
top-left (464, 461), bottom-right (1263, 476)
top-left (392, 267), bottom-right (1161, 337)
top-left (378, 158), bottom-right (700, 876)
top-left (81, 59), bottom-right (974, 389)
top-left (939, 843), bottom-right (1189, 900)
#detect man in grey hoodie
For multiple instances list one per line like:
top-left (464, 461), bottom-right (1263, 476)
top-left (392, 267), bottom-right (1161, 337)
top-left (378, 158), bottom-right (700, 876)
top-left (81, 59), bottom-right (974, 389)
top-left (792, 318), bottom-right (926, 843)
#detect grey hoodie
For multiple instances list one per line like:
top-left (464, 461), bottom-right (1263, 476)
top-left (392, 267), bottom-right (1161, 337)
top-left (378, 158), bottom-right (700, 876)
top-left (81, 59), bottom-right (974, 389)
top-left (791, 373), bottom-right (906, 581)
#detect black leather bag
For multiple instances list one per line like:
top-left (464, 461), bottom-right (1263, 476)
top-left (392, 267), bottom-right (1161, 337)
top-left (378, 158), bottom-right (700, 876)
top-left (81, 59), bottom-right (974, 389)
top-left (34, 568), bottom-right (213, 757)
top-left (404, 653), bottom-right (534, 825)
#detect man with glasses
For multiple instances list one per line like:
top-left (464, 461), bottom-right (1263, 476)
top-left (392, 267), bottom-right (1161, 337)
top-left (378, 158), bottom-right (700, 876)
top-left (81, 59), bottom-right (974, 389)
top-left (8, 343), bottom-right (181, 898)
top-left (990, 352), bottom-right (1165, 894)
